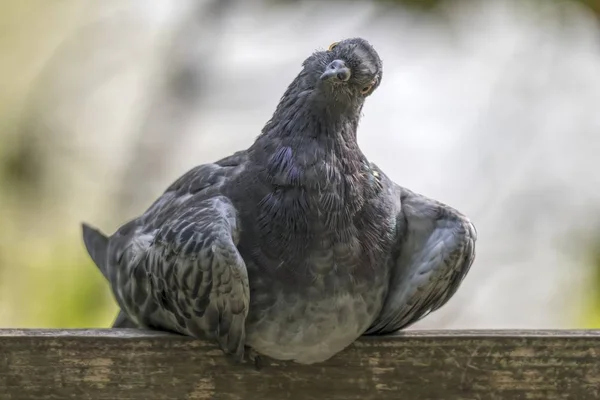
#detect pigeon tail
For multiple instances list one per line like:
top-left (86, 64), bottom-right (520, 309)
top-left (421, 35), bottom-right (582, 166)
top-left (112, 310), bottom-right (137, 328)
top-left (81, 223), bottom-right (109, 279)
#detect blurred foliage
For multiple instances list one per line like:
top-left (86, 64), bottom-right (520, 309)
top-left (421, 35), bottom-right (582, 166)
top-left (399, 0), bottom-right (600, 15)
top-left (581, 250), bottom-right (600, 328)
top-left (0, 0), bottom-right (120, 328)
top-left (0, 193), bottom-right (118, 327)
top-left (321, 0), bottom-right (600, 15)
top-left (275, 0), bottom-right (600, 15)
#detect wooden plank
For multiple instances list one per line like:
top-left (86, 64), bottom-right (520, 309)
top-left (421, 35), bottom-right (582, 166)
top-left (1, 329), bottom-right (599, 399)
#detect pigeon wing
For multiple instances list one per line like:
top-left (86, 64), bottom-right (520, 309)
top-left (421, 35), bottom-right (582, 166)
top-left (366, 187), bottom-right (476, 334)
top-left (104, 162), bottom-right (250, 360)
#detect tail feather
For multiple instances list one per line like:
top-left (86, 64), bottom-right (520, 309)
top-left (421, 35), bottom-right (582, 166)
top-left (112, 310), bottom-right (138, 328)
top-left (81, 222), bottom-right (109, 279)
top-left (82, 223), bottom-right (138, 329)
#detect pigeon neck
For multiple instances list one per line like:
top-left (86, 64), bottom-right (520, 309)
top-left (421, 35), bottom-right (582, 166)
top-left (251, 84), bottom-right (370, 192)
top-left (261, 85), bottom-right (363, 144)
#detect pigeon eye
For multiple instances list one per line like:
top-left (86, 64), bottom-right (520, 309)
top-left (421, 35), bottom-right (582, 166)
top-left (361, 84), bottom-right (373, 95)
top-left (328, 42), bottom-right (339, 51)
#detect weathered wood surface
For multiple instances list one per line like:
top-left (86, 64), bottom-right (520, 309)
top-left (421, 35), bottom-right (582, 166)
top-left (1, 329), bottom-right (600, 399)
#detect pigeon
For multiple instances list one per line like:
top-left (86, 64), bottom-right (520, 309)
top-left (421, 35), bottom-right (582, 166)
top-left (82, 37), bottom-right (476, 365)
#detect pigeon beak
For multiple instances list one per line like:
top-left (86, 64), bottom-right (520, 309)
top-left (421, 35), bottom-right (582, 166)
top-left (320, 60), bottom-right (351, 82)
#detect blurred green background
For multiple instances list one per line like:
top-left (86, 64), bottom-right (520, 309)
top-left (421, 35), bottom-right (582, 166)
top-left (0, 0), bottom-right (115, 327)
top-left (1, 0), bottom-right (600, 329)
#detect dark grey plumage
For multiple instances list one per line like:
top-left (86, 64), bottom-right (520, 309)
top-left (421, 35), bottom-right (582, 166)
top-left (82, 37), bottom-right (476, 364)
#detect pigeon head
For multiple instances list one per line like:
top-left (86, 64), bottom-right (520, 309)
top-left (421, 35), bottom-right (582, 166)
top-left (260, 38), bottom-right (383, 139)
top-left (313, 38), bottom-right (383, 99)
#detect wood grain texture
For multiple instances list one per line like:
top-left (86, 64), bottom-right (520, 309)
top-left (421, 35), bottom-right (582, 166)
top-left (1, 329), bottom-right (600, 399)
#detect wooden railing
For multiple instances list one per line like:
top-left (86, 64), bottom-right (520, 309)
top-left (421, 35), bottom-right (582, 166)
top-left (1, 329), bottom-right (599, 399)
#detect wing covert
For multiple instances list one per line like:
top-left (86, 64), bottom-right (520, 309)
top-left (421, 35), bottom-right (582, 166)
top-left (112, 196), bottom-right (250, 360)
top-left (366, 188), bottom-right (476, 335)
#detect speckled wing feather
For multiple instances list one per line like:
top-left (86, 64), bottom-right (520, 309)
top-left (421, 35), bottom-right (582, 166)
top-left (85, 159), bottom-right (250, 360)
top-left (365, 186), bottom-right (477, 334)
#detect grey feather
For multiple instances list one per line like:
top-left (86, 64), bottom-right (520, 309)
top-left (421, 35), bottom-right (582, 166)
top-left (112, 310), bottom-right (137, 328)
top-left (97, 190), bottom-right (249, 361)
top-left (81, 37), bottom-right (476, 365)
top-left (82, 223), bottom-right (109, 279)
top-left (82, 223), bottom-right (141, 329)
top-left (365, 187), bottom-right (477, 335)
